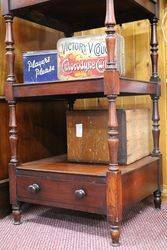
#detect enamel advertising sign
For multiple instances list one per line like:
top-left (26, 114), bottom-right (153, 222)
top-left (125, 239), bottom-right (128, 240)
top-left (57, 34), bottom-right (125, 81)
top-left (23, 50), bottom-right (58, 83)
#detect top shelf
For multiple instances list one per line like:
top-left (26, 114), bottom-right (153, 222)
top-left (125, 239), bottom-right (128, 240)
top-left (2, 0), bottom-right (158, 32)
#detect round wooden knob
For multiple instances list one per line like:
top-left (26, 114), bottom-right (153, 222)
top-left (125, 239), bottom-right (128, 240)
top-left (74, 189), bottom-right (86, 199)
top-left (28, 184), bottom-right (40, 194)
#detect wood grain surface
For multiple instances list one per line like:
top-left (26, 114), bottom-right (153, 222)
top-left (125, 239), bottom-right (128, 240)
top-left (67, 109), bottom-right (151, 164)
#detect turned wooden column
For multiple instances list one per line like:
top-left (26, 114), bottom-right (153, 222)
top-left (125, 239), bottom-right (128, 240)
top-left (4, 14), bottom-right (21, 224)
top-left (150, 17), bottom-right (159, 83)
top-left (150, 17), bottom-right (160, 156)
top-left (150, 17), bottom-right (161, 209)
top-left (64, 31), bottom-right (74, 38)
top-left (104, 0), bottom-right (122, 246)
top-left (151, 95), bottom-right (160, 157)
top-left (68, 98), bottom-right (76, 111)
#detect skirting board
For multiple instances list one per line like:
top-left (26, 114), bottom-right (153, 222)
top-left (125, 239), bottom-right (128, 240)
top-left (0, 179), bottom-right (11, 218)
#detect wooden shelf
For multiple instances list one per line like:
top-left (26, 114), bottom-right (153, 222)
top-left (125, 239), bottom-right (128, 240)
top-left (10, 77), bottom-right (160, 100)
top-left (4, 0), bottom-right (158, 32)
top-left (17, 154), bottom-right (160, 176)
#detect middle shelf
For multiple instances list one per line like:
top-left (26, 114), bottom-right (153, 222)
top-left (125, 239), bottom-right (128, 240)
top-left (10, 77), bottom-right (160, 100)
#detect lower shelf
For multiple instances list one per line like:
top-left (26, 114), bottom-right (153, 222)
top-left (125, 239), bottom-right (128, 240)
top-left (16, 155), bottom-right (160, 214)
top-left (17, 154), bottom-right (159, 176)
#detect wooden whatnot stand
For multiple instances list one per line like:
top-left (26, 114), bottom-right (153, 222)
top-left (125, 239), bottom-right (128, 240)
top-left (2, 0), bottom-right (161, 245)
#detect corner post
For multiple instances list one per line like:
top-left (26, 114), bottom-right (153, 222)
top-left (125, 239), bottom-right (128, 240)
top-left (150, 17), bottom-right (159, 83)
top-left (149, 17), bottom-right (161, 209)
top-left (151, 95), bottom-right (160, 156)
top-left (4, 14), bottom-right (21, 224)
top-left (104, 0), bottom-right (122, 246)
top-left (68, 98), bottom-right (76, 111)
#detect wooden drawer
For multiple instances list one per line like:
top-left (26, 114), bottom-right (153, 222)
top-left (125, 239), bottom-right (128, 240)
top-left (16, 171), bottom-right (106, 214)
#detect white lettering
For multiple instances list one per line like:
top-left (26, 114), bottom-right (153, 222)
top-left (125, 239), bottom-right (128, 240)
top-left (60, 40), bottom-right (107, 56)
top-left (35, 65), bottom-right (55, 78)
top-left (61, 58), bottom-right (107, 74)
top-left (27, 56), bottom-right (51, 72)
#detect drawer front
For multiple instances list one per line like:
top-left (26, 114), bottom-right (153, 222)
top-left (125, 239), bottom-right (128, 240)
top-left (16, 173), bottom-right (106, 214)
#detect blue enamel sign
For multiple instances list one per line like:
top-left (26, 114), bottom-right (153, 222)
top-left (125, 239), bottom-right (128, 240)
top-left (23, 50), bottom-right (58, 83)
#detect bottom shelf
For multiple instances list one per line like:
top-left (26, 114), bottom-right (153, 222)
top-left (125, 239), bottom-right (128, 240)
top-left (15, 154), bottom-right (160, 214)
top-left (17, 154), bottom-right (159, 176)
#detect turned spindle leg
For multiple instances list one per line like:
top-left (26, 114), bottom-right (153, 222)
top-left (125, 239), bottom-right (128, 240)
top-left (64, 31), bottom-right (74, 38)
top-left (150, 17), bottom-right (160, 83)
top-left (154, 190), bottom-right (161, 210)
top-left (8, 101), bottom-right (21, 224)
top-left (4, 14), bottom-right (21, 223)
top-left (151, 95), bottom-right (161, 209)
top-left (104, 0), bottom-right (122, 246)
top-left (150, 17), bottom-right (161, 209)
top-left (151, 96), bottom-right (160, 156)
top-left (68, 98), bottom-right (76, 111)
top-left (150, 17), bottom-right (160, 156)
top-left (106, 96), bottom-right (122, 246)
top-left (12, 203), bottom-right (21, 225)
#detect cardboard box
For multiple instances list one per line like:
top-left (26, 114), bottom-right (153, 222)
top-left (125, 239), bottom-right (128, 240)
top-left (67, 109), bottom-right (151, 165)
